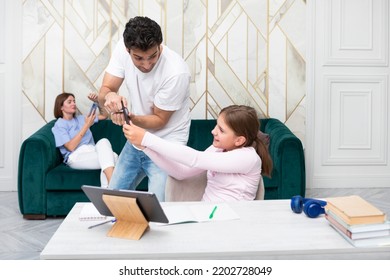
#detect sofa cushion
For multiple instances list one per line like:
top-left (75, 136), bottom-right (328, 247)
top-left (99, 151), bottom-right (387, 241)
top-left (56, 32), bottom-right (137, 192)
top-left (46, 164), bottom-right (100, 191)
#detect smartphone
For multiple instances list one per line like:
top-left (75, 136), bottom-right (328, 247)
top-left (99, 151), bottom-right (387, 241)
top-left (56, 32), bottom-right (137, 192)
top-left (121, 100), bottom-right (130, 124)
top-left (89, 102), bottom-right (98, 116)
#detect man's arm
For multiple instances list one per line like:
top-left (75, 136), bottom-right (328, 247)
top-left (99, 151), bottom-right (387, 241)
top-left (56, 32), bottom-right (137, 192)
top-left (98, 72), bottom-right (125, 121)
top-left (131, 105), bottom-right (174, 130)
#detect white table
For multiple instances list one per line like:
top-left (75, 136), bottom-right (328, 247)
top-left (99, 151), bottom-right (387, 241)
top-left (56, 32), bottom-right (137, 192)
top-left (40, 200), bottom-right (390, 259)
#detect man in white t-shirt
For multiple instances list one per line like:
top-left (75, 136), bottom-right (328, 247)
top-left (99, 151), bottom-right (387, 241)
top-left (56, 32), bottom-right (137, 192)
top-left (98, 16), bottom-right (191, 201)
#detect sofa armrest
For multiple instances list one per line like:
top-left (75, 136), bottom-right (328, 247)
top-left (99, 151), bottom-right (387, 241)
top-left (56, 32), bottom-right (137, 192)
top-left (264, 118), bottom-right (305, 199)
top-left (18, 120), bottom-right (60, 217)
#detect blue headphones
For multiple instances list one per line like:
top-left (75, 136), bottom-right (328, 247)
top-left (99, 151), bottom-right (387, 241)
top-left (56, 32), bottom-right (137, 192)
top-left (290, 195), bottom-right (327, 218)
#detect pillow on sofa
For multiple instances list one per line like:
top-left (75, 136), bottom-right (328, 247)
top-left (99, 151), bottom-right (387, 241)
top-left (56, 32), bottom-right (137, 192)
top-left (258, 131), bottom-right (270, 148)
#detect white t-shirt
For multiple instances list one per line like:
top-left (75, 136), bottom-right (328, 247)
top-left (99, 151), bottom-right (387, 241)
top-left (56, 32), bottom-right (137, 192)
top-left (105, 39), bottom-right (191, 144)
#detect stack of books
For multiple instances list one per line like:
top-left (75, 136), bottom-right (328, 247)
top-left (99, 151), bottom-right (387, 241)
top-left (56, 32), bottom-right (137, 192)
top-left (325, 195), bottom-right (390, 247)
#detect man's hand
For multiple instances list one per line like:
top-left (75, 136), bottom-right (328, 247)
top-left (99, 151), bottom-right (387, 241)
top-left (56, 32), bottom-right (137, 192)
top-left (104, 92), bottom-right (129, 125)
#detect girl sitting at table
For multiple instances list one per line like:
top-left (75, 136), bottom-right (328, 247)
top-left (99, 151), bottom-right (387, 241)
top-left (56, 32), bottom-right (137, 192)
top-left (122, 104), bottom-right (273, 202)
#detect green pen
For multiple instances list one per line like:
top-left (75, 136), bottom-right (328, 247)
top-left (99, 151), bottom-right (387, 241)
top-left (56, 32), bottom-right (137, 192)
top-left (209, 205), bottom-right (218, 219)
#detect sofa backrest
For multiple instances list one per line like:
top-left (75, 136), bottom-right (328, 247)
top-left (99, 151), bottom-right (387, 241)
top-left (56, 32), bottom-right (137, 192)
top-left (48, 118), bottom-right (270, 157)
top-left (188, 118), bottom-right (268, 151)
top-left (91, 120), bottom-right (218, 153)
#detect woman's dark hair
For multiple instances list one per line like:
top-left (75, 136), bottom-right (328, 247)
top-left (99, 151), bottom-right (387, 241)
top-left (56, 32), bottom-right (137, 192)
top-left (123, 16), bottom-right (163, 51)
top-left (220, 105), bottom-right (273, 177)
top-left (54, 92), bottom-right (75, 119)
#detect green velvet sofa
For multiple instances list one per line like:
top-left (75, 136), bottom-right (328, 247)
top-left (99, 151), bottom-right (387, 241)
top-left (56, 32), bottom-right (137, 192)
top-left (18, 118), bottom-right (305, 219)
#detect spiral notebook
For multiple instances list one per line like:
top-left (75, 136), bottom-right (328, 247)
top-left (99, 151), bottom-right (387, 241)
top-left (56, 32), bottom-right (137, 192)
top-left (79, 203), bottom-right (107, 221)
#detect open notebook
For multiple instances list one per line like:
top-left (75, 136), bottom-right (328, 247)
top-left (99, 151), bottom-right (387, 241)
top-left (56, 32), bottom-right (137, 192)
top-left (79, 203), bottom-right (107, 221)
top-left (158, 203), bottom-right (240, 225)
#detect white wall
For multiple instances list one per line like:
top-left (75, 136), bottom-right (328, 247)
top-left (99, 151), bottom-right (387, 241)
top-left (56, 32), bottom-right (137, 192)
top-left (306, 0), bottom-right (390, 189)
top-left (0, 0), bottom-right (22, 191)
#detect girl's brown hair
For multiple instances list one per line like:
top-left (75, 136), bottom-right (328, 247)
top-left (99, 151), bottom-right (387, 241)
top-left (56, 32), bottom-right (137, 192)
top-left (220, 105), bottom-right (273, 177)
top-left (53, 93), bottom-right (76, 119)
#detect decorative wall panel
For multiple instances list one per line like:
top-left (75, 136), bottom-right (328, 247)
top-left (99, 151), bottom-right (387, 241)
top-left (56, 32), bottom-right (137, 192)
top-left (0, 73), bottom-right (4, 167)
top-left (0, 0), bottom-right (4, 63)
top-left (22, 0), bottom-right (307, 144)
top-left (324, 0), bottom-right (389, 66)
top-left (323, 75), bottom-right (387, 165)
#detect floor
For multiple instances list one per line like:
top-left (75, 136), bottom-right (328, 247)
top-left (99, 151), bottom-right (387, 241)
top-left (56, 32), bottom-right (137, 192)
top-left (1, 188), bottom-right (389, 260)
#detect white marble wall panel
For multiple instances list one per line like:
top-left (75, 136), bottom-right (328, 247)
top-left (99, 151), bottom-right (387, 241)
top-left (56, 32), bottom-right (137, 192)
top-left (22, 0), bottom-right (54, 60)
top-left (285, 100), bottom-right (306, 147)
top-left (238, 0), bottom-right (267, 33)
top-left (208, 68), bottom-right (235, 110)
top-left (65, 18), bottom-right (96, 72)
top-left (214, 51), bottom-right (254, 107)
top-left (190, 93), bottom-right (207, 119)
top-left (22, 94), bottom-right (46, 141)
top-left (257, 35), bottom-right (267, 96)
top-left (279, 0), bottom-right (306, 58)
top-left (207, 0), bottom-right (218, 29)
top-left (183, 0), bottom-right (206, 59)
top-left (65, 1), bottom-right (93, 41)
top-left (248, 82), bottom-right (267, 118)
top-left (210, 3), bottom-right (241, 46)
top-left (227, 13), bottom-right (247, 85)
top-left (247, 22), bottom-right (258, 85)
top-left (142, 1), bottom-right (163, 27)
top-left (268, 26), bottom-right (287, 122)
top-left (64, 52), bottom-right (97, 114)
top-left (86, 44), bottom-right (109, 83)
top-left (286, 42), bottom-right (305, 118)
top-left (269, 0), bottom-right (294, 32)
top-left (45, 24), bottom-right (63, 120)
top-left (166, 0), bottom-right (183, 55)
top-left (269, 0), bottom-right (290, 16)
top-left (22, 40), bottom-right (45, 115)
top-left (187, 38), bottom-right (207, 114)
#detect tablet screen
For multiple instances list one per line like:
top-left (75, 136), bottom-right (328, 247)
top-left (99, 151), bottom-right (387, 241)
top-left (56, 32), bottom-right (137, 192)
top-left (81, 185), bottom-right (169, 223)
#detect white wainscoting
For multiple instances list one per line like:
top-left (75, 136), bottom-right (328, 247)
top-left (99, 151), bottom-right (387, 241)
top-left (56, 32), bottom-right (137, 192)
top-left (323, 75), bottom-right (387, 165)
top-left (0, 0), bottom-right (22, 191)
top-left (306, 0), bottom-right (390, 189)
top-left (324, 0), bottom-right (388, 66)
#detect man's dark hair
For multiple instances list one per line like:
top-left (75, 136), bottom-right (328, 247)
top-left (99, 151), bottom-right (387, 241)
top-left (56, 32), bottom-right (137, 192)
top-left (123, 16), bottom-right (163, 51)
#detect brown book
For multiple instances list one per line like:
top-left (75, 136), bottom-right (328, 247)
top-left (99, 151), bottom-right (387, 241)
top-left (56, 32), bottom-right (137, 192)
top-left (325, 195), bottom-right (386, 225)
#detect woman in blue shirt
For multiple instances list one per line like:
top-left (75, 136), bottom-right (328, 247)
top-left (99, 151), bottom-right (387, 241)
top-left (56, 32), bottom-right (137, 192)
top-left (51, 92), bottom-right (117, 187)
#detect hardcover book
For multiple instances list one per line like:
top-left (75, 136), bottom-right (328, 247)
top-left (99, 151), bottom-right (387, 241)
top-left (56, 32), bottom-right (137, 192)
top-left (325, 195), bottom-right (386, 225)
top-left (330, 223), bottom-right (390, 247)
top-left (326, 209), bottom-right (390, 233)
top-left (325, 211), bottom-right (390, 240)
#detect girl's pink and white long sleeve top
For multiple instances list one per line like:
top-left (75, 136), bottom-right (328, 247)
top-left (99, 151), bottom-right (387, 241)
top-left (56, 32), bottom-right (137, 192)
top-left (141, 132), bottom-right (261, 202)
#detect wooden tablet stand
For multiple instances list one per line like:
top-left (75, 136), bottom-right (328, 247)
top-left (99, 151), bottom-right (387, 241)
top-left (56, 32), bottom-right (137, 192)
top-left (102, 194), bottom-right (149, 240)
